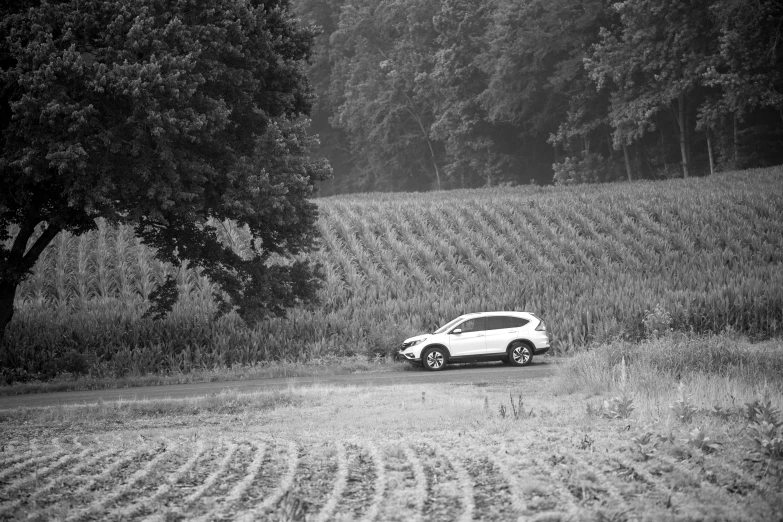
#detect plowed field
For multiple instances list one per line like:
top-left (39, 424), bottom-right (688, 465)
top-left (1, 381), bottom-right (781, 521)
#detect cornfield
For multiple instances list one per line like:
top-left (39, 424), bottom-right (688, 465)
top-left (2, 167), bottom-right (782, 379)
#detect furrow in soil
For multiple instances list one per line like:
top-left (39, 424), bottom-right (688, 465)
top-left (359, 440), bottom-right (386, 522)
top-left (0, 440), bottom-right (41, 470)
top-left (0, 445), bottom-right (103, 517)
top-left (417, 441), bottom-right (465, 522)
top-left (0, 441), bottom-right (66, 486)
top-left (137, 439), bottom-right (237, 521)
top-left (233, 439), bottom-right (299, 522)
top-left (106, 440), bottom-right (199, 521)
top-left (456, 447), bottom-right (518, 520)
top-left (187, 440), bottom-right (262, 522)
top-left (65, 444), bottom-right (173, 522)
top-left (313, 440), bottom-right (348, 522)
top-left (650, 449), bottom-right (782, 521)
top-left (13, 446), bottom-right (124, 520)
top-left (501, 438), bottom-right (577, 520)
top-left (332, 441), bottom-right (376, 521)
top-left (432, 441), bottom-right (474, 522)
top-left (267, 439), bottom-right (340, 521)
top-left (373, 443), bottom-right (424, 522)
top-left (478, 440), bottom-right (528, 517)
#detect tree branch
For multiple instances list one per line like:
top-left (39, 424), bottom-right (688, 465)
top-left (21, 223), bottom-right (61, 271)
top-left (9, 217), bottom-right (37, 257)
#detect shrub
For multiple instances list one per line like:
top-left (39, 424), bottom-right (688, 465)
top-left (552, 152), bottom-right (623, 185)
top-left (643, 304), bottom-right (672, 339)
top-left (745, 396), bottom-right (783, 461)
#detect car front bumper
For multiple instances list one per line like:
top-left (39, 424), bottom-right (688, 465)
top-left (398, 350), bottom-right (420, 362)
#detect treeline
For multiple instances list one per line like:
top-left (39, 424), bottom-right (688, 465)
top-left (294, 0), bottom-right (783, 193)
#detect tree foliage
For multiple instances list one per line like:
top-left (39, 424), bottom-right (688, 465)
top-left (299, 0), bottom-right (783, 192)
top-left (0, 0), bottom-right (330, 339)
top-left (328, 0), bottom-right (444, 191)
top-left (708, 0), bottom-right (783, 117)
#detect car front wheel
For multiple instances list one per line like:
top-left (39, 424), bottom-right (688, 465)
top-left (422, 347), bottom-right (447, 371)
top-left (509, 342), bottom-right (533, 367)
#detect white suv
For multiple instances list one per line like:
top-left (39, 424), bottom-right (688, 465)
top-left (399, 311), bottom-right (550, 371)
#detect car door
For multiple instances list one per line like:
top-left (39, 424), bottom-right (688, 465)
top-left (447, 317), bottom-right (486, 357)
top-left (484, 316), bottom-right (529, 354)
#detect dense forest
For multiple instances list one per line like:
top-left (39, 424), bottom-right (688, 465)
top-left (294, 0), bottom-right (783, 194)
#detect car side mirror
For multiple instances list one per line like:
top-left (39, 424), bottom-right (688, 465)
top-left (451, 329), bottom-right (462, 335)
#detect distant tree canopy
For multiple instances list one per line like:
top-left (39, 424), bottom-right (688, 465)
top-left (0, 0), bottom-right (330, 339)
top-left (296, 0), bottom-right (783, 193)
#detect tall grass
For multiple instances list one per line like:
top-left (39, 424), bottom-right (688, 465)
top-left (2, 167), bottom-right (783, 381)
top-left (549, 332), bottom-right (783, 420)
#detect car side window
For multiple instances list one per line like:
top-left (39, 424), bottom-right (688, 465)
top-left (456, 317), bottom-right (485, 333)
top-left (486, 316), bottom-right (506, 330)
top-left (486, 316), bottom-right (529, 329)
top-left (506, 317), bottom-right (529, 328)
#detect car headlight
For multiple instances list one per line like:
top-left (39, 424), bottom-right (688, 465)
top-left (403, 339), bottom-right (423, 349)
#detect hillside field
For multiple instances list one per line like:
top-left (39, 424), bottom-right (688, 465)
top-left (2, 167), bottom-right (783, 381)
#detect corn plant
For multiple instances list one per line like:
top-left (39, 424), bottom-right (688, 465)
top-left (3, 167), bottom-right (783, 379)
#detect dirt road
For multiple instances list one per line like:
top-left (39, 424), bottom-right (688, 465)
top-left (0, 361), bottom-right (555, 409)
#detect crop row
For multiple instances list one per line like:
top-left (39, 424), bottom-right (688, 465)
top-left (2, 430), bottom-right (775, 520)
top-left (1, 168), bottom-right (782, 378)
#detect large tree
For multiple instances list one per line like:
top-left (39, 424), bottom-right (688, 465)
top-left (430, 0), bottom-right (513, 188)
top-left (587, 0), bottom-right (719, 179)
top-left (0, 0), bottom-right (330, 340)
top-left (479, 0), bottom-right (616, 180)
top-left (708, 0), bottom-right (783, 118)
top-left (327, 0), bottom-right (444, 191)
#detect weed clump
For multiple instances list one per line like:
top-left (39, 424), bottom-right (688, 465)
top-left (643, 304), bottom-right (672, 339)
top-left (670, 383), bottom-right (698, 424)
top-left (550, 334), bottom-right (783, 397)
top-left (745, 396), bottom-right (783, 463)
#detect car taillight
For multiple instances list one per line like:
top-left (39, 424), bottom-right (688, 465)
top-left (535, 320), bottom-right (546, 331)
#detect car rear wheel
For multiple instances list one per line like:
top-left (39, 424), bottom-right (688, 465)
top-left (422, 347), bottom-right (447, 371)
top-left (508, 342), bottom-right (533, 367)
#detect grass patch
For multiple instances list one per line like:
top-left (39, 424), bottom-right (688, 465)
top-left (550, 333), bottom-right (783, 399)
top-left (549, 333), bottom-right (783, 480)
top-left (0, 355), bottom-right (407, 397)
top-left (0, 388), bottom-right (310, 427)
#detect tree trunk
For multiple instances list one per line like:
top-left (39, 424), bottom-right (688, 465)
top-left (0, 220), bottom-right (61, 341)
top-left (426, 138), bottom-right (441, 190)
top-left (0, 282), bottom-right (17, 342)
top-left (685, 100), bottom-right (692, 172)
top-left (623, 143), bottom-right (633, 181)
top-left (659, 122), bottom-right (668, 176)
top-left (405, 103), bottom-right (441, 190)
top-left (677, 93), bottom-right (690, 178)
top-left (733, 114), bottom-right (739, 166)
top-left (707, 129), bottom-right (715, 175)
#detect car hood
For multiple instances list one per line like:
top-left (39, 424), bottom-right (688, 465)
top-left (403, 333), bottom-right (429, 344)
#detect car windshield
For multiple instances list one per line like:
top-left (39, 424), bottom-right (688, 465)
top-left (433, 316), bottom-right (466, 334)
